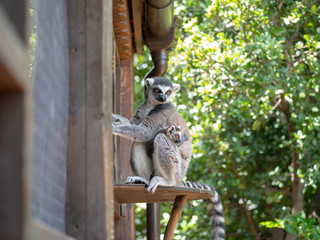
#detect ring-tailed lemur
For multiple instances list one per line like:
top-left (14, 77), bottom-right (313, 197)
top-left (112, 77), bottom-right (225, 240)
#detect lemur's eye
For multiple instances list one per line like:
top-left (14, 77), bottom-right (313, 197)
top-left (166, 90), bottom-right (172, 95)
top-left (154, 88), bottom-right (160, 93)
top-left (175, 134), bottom-right (179, 139)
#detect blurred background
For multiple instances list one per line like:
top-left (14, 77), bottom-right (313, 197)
top-left (133, 0), bottom-right (320, 239)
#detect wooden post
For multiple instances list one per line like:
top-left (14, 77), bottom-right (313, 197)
top-left (0, 1), bottom-right (31, 240)
top-left (114, 58), bottom-right (136, 240)
top-left (66, 0), bottom-right (114, 239)
top-left (164, 195), bottom-right (188, 240)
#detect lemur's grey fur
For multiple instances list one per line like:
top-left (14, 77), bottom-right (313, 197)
top-left (112, 77), bottom-right (225, 240)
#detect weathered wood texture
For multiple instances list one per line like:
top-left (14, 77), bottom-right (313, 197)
top-left (114, 184), bottom-right (213, 203)
top-left (113, 0), bottom-right (133, 60)
top-left (0, 1), bottom-right (31, 240)
top-left (117, 58), bottom-right (134, 183)
top-left (131, 0), bottom-right (144, 54)
top-left (163, 196), bottom-right (188, 240)
top-left (66, 0), bottom-right (86, 237)
top-left (30, 220), bottom-right (76, 240)
top-left (66, 0), bottom-right (114, 239)
top-left (114, 57), bottom-right (136, 240)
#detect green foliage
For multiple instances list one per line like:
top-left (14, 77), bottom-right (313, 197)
top-left (134, 0), bottom-right (320, 239)
top-left (261, 211), bottom-right (320, 239)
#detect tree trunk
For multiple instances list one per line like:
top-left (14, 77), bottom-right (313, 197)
top-left (279, 96), bottom-right (304, 240)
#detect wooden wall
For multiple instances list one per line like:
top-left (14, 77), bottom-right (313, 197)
top-left (66, 0), bottom-right (114, 239)
top-left (0, 0), bottom-right (115, 239)
top-left (32, 0), bottom-right (69, 231)
top-left (113, 0), bottom-right (136, 239)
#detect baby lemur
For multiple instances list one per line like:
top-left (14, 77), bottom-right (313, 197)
top-left (112, 77), bottom-right (225, 240)
top-left (146, 125), bottom-right (187, 159)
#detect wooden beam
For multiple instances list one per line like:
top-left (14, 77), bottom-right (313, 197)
top-left (66, 0), bottom-right (114, 239)
top-left (113, 0), bottom-right (133, 60)
top-left (66, 0), bottom-right (87, 238)
top-left (0, 2), bottom-right (32, 240)
top-left (0, 5), bottom-right (28, 92)
top-left (114, 57), bottom-right (136, 240)
top-left (114, 184), bottom-right (213, 203)
top-left (164, 195), bottom-right (188, 240)
top-left (31, 220), bottom-right (76, 240)
top-left (86, 0), bottom-right (114, 238)
top-left (131, 0), bottom-right (143, 54)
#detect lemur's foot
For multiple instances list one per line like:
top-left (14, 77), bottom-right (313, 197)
top-left (124, 176), bottom-right (150, 185)
top-left (146, 177), bottom-right (161, 194)
top-left (166, 125), bottom-right (182, 144)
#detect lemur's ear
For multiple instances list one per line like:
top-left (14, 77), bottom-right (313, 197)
top-left (172, 83), bottom-right (180, 92)
top-left (145, 78), bottom-right (154, 87)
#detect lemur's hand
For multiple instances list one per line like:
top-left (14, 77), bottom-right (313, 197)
top-left (112, 114), bottom-right (130, 127)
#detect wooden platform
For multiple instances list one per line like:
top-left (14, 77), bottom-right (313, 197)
top-left (114, 184), bottom-right (213, 240)
top-left (114, 184), bottom-right (213, 203)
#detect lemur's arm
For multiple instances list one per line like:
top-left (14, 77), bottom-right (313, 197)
top-left (113, 124), bottom-right (156, 142)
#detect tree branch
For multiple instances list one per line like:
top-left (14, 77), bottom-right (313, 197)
top-left (241, 200), bottom-right (261, 240)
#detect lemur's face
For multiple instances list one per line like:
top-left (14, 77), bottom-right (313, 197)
top-left (152, 85), bottom-right (173, 103)
top-left (167, 126), bottom-right (182, 144)
top-left (145, 77), bottom-right (180, 104)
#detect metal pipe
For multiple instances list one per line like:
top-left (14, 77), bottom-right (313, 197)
top-left (147, 203), bottom-right (160, 240)
top-left (145, 51), bottom-right (169, 78)
top-left (144, 0), bottom-right (175, 78)
top-left (145, 0), bottom-right (174, 38)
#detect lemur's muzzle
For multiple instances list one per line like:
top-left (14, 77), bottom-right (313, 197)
top-left (156, 94), bottom-right (166, 102)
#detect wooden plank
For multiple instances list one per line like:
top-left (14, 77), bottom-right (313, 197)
top-left (66, 0), bottom-right (114, 239)
top-left (131, 0), bottom-right (144, 54)
top-left (86, 0), bottom-right (114, 239)
top-left (164, 196), bottom-right (188, 240)
top-left (0, 5), bottom-right (28, 92)
top-left (0, 93), bottom-right (24, 240)
top-left (31, 220), bottom-right (76, 240)
top-left (0, 2), bottom-right (32, 240)
top-left (114, 184), bottom-right (213, 203)
top-left (66, 0), bottom-right (87, 238)
top-left (114, 200), bottom-right (121, 220)
top-left (114, 57), bottom-right (135, 240)
top-left (102, 0), bottom-right (115, 238)
top-left (118, 58), bottom-right (134, 182)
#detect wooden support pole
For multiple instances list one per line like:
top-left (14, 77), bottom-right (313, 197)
top-left (164, 195), bottom-right (188, 240)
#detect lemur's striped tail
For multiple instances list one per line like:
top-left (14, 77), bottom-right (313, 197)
top-left (182, 181), bottom-right (226, 240)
